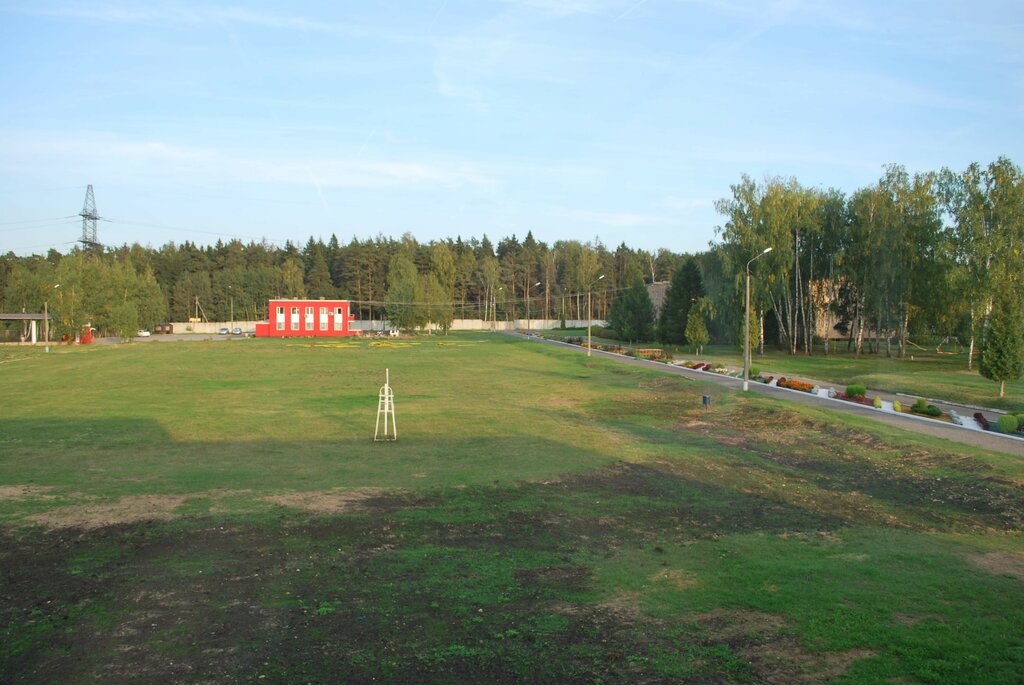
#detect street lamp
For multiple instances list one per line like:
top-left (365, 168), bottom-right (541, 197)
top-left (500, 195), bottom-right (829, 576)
top-left (526, 281), bottom-right (540, 331)
top-left (44, 283), bottom-right (60, 344)
top-left (587, 274), bottom-right (605, 357)
top-left (743, 247), bottom-right (772, 391)
top-left (493, 286), bottom-right (503, 330)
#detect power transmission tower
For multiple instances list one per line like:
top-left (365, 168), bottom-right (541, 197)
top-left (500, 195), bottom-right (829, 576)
top-left (79, 185), bottom-right (102, 251)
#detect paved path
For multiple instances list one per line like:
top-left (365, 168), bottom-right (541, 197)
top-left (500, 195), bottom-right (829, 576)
top-left (520, 334), bottom-right (1024, 457)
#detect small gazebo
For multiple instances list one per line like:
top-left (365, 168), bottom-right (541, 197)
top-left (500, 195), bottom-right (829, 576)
top-left (0, 312), bottom-right (51, 343)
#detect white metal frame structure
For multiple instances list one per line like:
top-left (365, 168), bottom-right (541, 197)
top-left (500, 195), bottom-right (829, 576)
top-left (374, 368), bottom-right (397, 441)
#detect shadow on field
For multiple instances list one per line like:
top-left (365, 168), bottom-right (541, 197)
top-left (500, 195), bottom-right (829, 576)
top-left (0, 417), bottom-right (173, 447)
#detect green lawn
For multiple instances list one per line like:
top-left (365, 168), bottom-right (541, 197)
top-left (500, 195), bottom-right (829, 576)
top-left (540, 328), bottom-right (1024, 413)
top-left (1, 334), bottom-right (1022, 684)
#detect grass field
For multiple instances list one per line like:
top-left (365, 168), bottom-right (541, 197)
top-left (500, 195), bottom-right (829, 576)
top-left (1, 334), bottom-right (1022, 683)
top-left (541, 329), bottom-right (1024, 413)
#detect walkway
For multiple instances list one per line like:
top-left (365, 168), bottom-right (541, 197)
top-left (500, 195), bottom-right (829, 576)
top-left (522, 334), bottom-right (1024, 457)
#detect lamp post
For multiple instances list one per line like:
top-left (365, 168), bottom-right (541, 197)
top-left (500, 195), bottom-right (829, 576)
top-left (228, 285), bottom-right (234, 332)
top-left (526, 281), bottom-right (540, 331)
top-left (44, 283), bottom-right (60, 344)
top-left (587, 274), bottom-right (605, 357)
top-left (743, 247), bottom-right (772, 391)
top-left (493, 286), bottom-right (503, 330)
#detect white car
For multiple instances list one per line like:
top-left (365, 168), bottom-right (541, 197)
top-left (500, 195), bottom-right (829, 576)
top-left (137, 329), bottom-right (151, 337)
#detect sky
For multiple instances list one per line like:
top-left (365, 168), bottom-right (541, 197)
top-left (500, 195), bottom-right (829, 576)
top-left (1, 0), bottom-right (1021, 256)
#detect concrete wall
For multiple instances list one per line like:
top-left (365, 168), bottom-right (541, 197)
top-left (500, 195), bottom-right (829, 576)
top-left (168, 321), bottom-right (263, 334)
top-left (171, 319), bottom-right (606, 333)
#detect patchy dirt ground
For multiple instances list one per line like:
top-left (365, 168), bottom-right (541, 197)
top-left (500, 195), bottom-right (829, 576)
top-left (0, 485), bottom-right (57, 501)
top-left (4, 404), bottom-right (1023, 684)
top-left (0, 514), bottom-right (876, 685)
top-left (969, 551), bottom-right (1024, 580)
top-left (263, 488), bottom-right (389, 514)
top-left (0, 466), bottom-right (900, 685)
top-left (27, 495), bottom-right (189, 531)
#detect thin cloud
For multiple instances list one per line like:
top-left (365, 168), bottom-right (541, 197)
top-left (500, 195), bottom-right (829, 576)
top-left (555, 207), bottom-right (675, 228)
top-left (615, 0), bottom-right (652, 21)
top-left (499, 0), bottom-right (615, 16)
top-left (0, 130), bottom-right (494, 190)
top-left (19, 4), bottom-right (397, 41)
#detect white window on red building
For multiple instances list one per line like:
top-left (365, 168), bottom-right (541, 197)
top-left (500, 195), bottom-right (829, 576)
top-left (334, 307), bottom-right (344, 331)
top-left (290, 306), bottom-right (300, 330)
top-left (320, 307), bottom-right (328, 331)
top-left (276, 306), bottom-right (285, 331)
top-left (305, 306), bottom-right (314, 330)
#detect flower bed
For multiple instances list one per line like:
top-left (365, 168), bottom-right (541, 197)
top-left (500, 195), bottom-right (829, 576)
top-left (777, 377), bottom-right (814, 393)
top-left (836, 393), bottom-right (876, 407)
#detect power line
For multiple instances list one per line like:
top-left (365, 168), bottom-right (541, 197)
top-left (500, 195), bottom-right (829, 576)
top-left (103, 217), bottom-right (297, 247)
top-left (0, 215), bottom-right (78, 227)
top-left (3, 240), bottom-right (79, 252)
top-left (351, 284), bottom-right (632, 308)
top-left (0, 219), bottom-right (81, 234)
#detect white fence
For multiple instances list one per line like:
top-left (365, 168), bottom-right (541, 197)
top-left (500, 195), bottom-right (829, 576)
top-left (168, 321), bottom-right (263, 334)
top-left (169, 319), bottom-right (606, 334)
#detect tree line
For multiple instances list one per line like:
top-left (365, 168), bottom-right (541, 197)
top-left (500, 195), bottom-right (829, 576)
top-left (0, 233), bottom-right (685, 340)
top-left (660, 156), bottom-right (1021, 395)
top-left (2, 156), bottom-right (1020, 394)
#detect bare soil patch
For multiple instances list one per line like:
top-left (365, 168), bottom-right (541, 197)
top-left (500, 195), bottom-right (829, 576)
top-left (742, 639), bottom-right (876, 685)
top-left (0, 485), bottom-right (57, 500)
top-left (27, 494), bottom-right (188, 530)
top-left (263, 487), bottom-right (388, 514)
top-left (969, 551), bottom-right (1024, 580)
top-left (693, 609), bottom-right (876, 684)
top-left (650, 568), bottom-right (699, 589)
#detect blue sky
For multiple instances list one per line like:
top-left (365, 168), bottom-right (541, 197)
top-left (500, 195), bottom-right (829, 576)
top-left (1, 0), bottom-right (1021, 255)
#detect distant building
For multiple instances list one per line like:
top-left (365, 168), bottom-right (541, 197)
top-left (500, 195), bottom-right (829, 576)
top-left (255, 298), bottom-right (358, 338)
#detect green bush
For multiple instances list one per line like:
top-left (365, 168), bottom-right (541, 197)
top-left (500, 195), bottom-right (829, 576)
top-left (913, 404), bottom-right (942, 417)
top-left (1016, 413), bottom-right (1024, 428)
top-left (893, 400), bottom-right (902, 412)
top-left (846, 384), bottom-right (867, 398)
top-left (872, 397), bottom-right (882, 409)
top-left (749, 367), bottom-right (760, 377)
top-left (997, 414), bottom-right (1019, 434)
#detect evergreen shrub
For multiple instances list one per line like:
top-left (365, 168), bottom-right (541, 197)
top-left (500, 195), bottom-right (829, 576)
top-left (997, 414), bottom-right (1019, 434)
top-left (846, 384), bottom-right (867, 398)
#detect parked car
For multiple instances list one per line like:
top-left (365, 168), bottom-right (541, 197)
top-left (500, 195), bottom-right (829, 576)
top-left (218, 327), bottom-right (229, 335)
top-left (137, 329), bottom-right (151, 337)
top-left (232, 327), bottom-right (242, 335)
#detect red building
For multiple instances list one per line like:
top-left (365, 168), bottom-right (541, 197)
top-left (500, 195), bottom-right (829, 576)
top-left (255, 298), bottom-right (358, 338)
